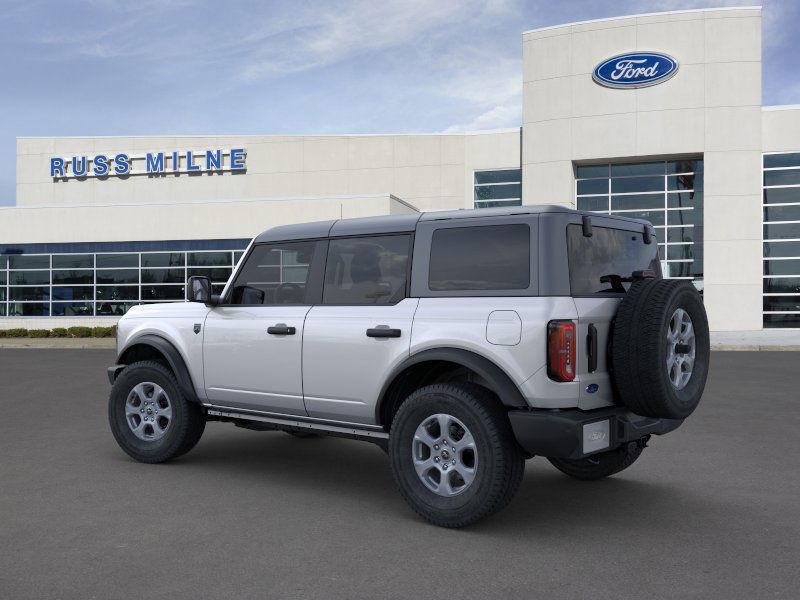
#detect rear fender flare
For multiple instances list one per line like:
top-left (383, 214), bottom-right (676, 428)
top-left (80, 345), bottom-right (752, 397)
top-left (376, 347), bottom-right (527, 424)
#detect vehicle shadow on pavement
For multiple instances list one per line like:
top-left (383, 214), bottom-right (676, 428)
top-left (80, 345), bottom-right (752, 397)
top-left (114, 425), bottom-right (726, 535)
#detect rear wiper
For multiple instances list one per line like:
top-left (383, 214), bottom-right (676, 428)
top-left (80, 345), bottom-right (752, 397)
top-left (599, 270), bottom-right (657, 293)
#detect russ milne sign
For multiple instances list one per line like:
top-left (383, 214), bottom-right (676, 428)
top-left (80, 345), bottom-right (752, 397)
top-left (50, 148), bottom-right (246, 179)
top-left (592, 52), bottom-right (678, 89)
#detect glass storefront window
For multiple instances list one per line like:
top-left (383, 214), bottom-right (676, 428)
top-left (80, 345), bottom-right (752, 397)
top-left (576, 179), bottom-right (607, 195)
top-left (9, 271), bottom-right (50, 285)
top-left (96, 269), bottom-right (138, 284)
top-left (576, 158), bottom-right (704, 284)
top-left (96, 286), bottom-right (139, 301)
top-left (9, 255), bottom-right (49, 269)
top-left (52, 286), bottom-right (94, 301)
top-left (763, 187), bottom-right (800, 204)
top-left (52, 254), bottom-right (94, 269)
top-left (474, 169), bottom-right (522, 209)
top-left (52, 270), bottom-right (93, 284)
top-left (52, 302), bottom-right (94, 316)
top-left (8, 302), bottom-right (49, 316)
top-left (141, 253), bottom-right (185, 268)
top-left (141, 268), bottom-right (184, 284)
top-left (763, 152), bottom-right (800, 328)
top-left (10, 287), bottom-right (50, 301)
top-left (187, 267), bottom-right (232, 282)
top-left (763, 241), bottom-right (800, 258)
top-left (96, 254), bottom-right (138, 268)
top-left (96, 302), bottom-right (135, 316)
top-left (188, 252), bottom-right (232, 267)
top-left (0, 245), bottom-right (246, 318)
top-left (141, 285), bottom-right (185, 301)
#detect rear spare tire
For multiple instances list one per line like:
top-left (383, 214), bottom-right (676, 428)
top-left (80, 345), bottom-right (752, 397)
top-left (611, 279), bottom-right (709, 419)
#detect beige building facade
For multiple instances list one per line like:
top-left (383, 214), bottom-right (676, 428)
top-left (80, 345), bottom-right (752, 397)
top-left (2, 6), bottom-right (800, 331)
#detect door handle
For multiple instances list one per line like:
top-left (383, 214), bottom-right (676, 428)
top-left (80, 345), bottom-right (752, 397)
top-left (366, 326), bottom-right (401, 338)
top-left (267, 324), bottom-right (296, 335)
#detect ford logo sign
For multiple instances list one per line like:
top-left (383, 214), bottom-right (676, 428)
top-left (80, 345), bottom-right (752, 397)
top-left (586, 383), bottom-right (599, 394)
top-left (593, 52), bottom-right (678, 89)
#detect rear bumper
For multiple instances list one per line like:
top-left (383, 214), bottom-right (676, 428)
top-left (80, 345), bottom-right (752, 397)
top-left (508, 406), bottom-right (683, 460)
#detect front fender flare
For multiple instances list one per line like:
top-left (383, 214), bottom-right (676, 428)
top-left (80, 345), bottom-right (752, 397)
top-left (116, 334), bottom-right (200, 403)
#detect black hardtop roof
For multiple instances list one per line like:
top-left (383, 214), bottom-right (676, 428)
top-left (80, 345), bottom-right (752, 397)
top-left (253, 205), bottom-right (651, 243)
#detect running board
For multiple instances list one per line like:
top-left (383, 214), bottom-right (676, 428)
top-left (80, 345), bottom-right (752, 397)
top-left (204, 405), bottom-right (389, 442)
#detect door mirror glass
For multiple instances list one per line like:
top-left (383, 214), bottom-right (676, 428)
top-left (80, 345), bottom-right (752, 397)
top-left (233, 285), bottom-right (265, 305)
top-left (187, 276), bottom-right (213, 303)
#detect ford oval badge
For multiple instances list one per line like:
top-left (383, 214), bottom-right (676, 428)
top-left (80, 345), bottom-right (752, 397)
top-left (586, 383), bottom-right (599, 394)
top-left (593, 52), bottom-right (678, 89)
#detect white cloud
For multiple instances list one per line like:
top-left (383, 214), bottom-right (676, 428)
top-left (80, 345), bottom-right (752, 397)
top-left (442, 103), bottom-right (521, 132)
top-left (237, 0), bottom-right (477, 81)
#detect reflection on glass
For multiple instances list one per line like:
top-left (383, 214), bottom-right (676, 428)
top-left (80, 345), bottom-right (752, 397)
top-left (52, 302), bottom-right (94, 316)
top-left (96, 254), bottom-right (137, 268)
top-left (52, 254), bottom-right (93, 269)
top-left (9, 255), bottom-right (49, 269)
top-left (52, 286), bottom-right (94, 301)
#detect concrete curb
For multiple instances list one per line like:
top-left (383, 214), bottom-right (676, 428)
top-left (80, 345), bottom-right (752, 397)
top-left (711, 344), bottom-right (800, 351)
top-left (0, 338), bottom-right (116, 349)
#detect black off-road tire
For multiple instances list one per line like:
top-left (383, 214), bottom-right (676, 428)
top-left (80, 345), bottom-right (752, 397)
top-left (611, 279), bottom-right (710, 419)
top-left (389, 383), bottom-right (525, 528)
top-left (548, 437), bottom-right (648, 481)
top-left (108, 360), bottom-right (206, 463)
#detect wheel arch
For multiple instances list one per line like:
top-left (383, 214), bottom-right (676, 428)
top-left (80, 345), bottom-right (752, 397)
top-left (376, 347), bottom-right (527, 429)
top-left (116, 334), bottom-right (199, 403)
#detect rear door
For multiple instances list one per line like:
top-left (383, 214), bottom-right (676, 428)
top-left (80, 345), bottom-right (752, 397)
top-left (566, 221), bottom-right (661, 409)
top-left (302, 234), bottom-right (416, 425)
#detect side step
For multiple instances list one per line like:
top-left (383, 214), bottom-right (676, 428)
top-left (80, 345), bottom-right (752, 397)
top-left (204, 405), bottom-right (389, 445)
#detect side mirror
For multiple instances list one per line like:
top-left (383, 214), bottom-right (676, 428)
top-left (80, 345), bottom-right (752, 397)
top-left (187, 276), bottom-right (214, 305)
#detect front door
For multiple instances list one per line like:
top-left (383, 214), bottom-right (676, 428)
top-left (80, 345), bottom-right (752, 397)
top-left (302, 234), bottom-right (415, 425)
top-left (203, 239), bottom-right (323, 415)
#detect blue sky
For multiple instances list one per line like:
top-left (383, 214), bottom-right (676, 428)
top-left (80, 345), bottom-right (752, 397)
top-left (1, 0), bottom-right (798, 206)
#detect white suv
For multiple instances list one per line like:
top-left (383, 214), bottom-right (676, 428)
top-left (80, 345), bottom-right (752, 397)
top-left (108, 206), bottom-right (709, 527)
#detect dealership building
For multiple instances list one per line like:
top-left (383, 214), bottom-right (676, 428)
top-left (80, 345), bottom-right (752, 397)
top-left (2, 5), bottom-right (799, 332)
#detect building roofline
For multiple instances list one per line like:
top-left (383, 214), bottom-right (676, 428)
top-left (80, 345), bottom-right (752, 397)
top-left (16, 128), bottom-right (520, 141)
top-left (763, 104), bottom-right (800, 112)
top-left (0, 193), bottom-right (406, 212)
top-left (522, 5), bottom-right (761, 36)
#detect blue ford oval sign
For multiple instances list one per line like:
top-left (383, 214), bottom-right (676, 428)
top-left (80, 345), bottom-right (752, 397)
top-left (593, 52), bottom-right (678, 89)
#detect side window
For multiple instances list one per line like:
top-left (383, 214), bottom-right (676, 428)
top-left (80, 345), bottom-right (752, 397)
top-left (428, 224), bottom-right (530, 291)
top-left (323, 235), bottom-right (410, 305)
top-left (229, 241), bottom-right (316, 305)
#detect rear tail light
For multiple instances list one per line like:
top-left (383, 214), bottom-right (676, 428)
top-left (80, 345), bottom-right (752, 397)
top-left (547, 320), bottom-right (576, 382)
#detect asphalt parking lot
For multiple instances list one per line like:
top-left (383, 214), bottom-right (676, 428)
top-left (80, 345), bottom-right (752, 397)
top-left (1, 350), bottom-right (799, 599)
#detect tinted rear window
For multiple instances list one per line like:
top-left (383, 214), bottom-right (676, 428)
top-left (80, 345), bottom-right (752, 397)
top-left (567, 224), bottom-right (660, 294)
top-left (429, 224), bottom-right (530, 291)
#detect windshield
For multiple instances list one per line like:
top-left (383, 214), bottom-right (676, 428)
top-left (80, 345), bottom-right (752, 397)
top-left (567, 224), bottom-right (660, 294)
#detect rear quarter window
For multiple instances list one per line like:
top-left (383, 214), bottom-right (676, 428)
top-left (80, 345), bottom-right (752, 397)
top-left (567, 224), bottom-right (660, 295)
top-left (428, 224), bottom-right (530, 291)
